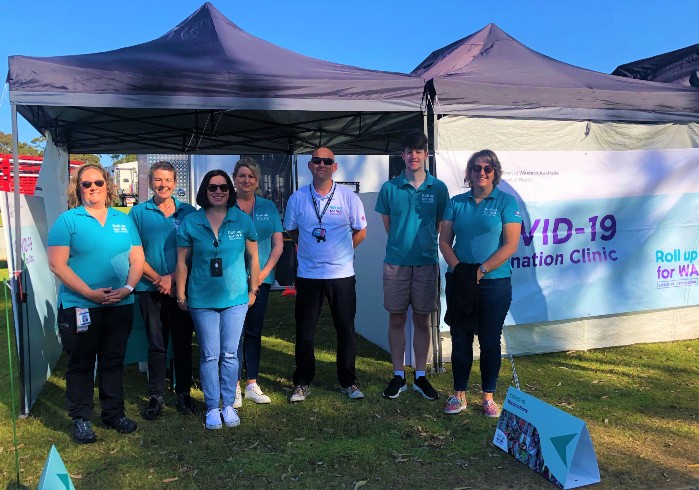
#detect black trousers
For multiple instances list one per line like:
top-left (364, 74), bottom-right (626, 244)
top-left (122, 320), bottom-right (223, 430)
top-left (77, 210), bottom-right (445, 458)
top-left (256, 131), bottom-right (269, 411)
top-left (137, 291), bottom-right (194, 396)
top-left (58, 304), bottom-right (133, 424)
top-left (293, 276), bottom-right (357, 388)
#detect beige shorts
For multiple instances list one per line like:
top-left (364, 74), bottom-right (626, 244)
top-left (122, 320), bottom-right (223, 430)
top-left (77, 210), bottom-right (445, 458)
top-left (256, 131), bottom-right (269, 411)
top-left (383, 263), bottom-right (439, 314)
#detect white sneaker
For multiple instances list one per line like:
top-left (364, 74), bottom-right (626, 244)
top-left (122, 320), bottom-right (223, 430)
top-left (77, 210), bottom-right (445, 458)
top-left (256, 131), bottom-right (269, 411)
top-left (222, 405), bottom-right (240, 427)
top-left (340, 385), bottom-right (364, 399)
top-left (233, 385), bottom-right (243, 409)
top-left (245, 384), bottom-right (271, 404)
top-left (289, 385), bottom-right (310, 403)
top-left (205, 408), bottom-right (222, 430)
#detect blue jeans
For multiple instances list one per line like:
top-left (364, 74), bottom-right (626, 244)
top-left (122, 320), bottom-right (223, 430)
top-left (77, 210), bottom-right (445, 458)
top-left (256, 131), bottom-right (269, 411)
top-left (450, 278), bottom-right (512, 393)
top-left (237, 283), bottom-right (271, 381)
top-left (190, 304), bottom-right (248, 410)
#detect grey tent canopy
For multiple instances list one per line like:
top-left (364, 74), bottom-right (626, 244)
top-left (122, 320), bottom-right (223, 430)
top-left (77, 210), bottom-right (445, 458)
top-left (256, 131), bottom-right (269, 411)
top-left (412, 24), bottom-right (699, 122)
top-left (612, 43), bottom-right (699, 87)
top-left (7, 2), bottom-right (425, 155)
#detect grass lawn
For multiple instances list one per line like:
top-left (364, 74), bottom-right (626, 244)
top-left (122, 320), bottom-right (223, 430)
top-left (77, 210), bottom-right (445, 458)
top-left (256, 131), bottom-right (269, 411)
top-left (1, 271), bottom-right (698, 489)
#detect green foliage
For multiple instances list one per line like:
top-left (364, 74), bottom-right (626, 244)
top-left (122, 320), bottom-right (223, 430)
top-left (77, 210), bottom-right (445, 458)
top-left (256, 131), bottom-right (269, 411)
top-left (0, 131), bottom-right (101, 165)
top-left (0, 131), bottom-right (42, 156)
top-left (111, 154), bottom-right (138, 165)
top-left (70, 154), bottom-right (101, 165)
top-left (0, 291), bottom-right (698, 488)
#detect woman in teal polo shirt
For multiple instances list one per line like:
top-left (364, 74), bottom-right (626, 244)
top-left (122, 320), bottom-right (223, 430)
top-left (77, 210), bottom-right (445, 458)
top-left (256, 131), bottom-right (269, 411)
top-left (130, 161), bottom-right (197, 421)
top-left (439, 150), bottom-right (522, 418)
top-left (232, 157), bottom-right (283, 407)
top-left (175, 170), bottom-right (260, 430)
top-left (48, 164), bottom-right (144, 444)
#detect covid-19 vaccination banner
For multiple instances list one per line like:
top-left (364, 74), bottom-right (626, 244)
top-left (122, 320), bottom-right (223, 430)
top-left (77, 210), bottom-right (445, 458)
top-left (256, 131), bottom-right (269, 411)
top-left (436, 149), bottom-right (699, 325)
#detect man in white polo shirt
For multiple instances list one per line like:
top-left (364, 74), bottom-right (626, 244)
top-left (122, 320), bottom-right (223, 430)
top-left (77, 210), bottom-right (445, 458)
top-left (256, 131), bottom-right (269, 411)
top-left (284, 147), bottom-right (367, 402)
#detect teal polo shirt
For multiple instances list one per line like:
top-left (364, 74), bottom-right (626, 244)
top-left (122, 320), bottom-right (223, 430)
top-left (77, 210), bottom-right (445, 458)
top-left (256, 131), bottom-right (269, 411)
top-left (130, 198), bottom-right (196, 292)
top-left (375, 170), bottom-right (449, 265)
top-left (176, 207), bottom-right (258, 309)
top-left (47, 206), bottom-right (142, 308)
top-left (443, 186), bottom-right (522, 279)
top-left (236, 196), bottom-right (283, 286)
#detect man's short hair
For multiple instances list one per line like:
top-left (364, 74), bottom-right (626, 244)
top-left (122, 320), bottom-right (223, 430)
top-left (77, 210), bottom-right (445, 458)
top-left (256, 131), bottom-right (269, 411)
top-left (401, 130), bottom-right (428, 152)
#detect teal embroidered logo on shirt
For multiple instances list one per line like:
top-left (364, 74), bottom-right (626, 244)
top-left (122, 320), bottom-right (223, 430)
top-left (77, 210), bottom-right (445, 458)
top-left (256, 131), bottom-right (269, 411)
top-left (328, 205), bottom-right (343, 215)
top-left (421, 193), bottom-right (435, 203)
top-left (227, 230), bottom-right (245, 240)
top-left (256, 213), bottom-right (270, 221)
top-left (482, 207), bottom-right (498, 217)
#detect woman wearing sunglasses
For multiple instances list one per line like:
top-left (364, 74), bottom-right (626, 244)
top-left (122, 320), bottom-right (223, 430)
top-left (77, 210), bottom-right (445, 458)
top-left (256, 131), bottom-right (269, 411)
top-left (175, 170), bottom-right (260, 430)
top-left (231, 157), bottom-right (283, 407)
top-left (48, 163), bottom-right (145, 443)
top-left (439, 150), bottom-right (522, 418)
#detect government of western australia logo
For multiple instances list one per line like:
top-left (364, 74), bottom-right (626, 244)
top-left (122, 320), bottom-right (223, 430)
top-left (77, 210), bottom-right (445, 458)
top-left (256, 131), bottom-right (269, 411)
top-left (421, 193), bottom-right (435, 203)
top-left (227, 230), bottom-right (244, 240)
top-left (328, 205), bottom-right (343, 215)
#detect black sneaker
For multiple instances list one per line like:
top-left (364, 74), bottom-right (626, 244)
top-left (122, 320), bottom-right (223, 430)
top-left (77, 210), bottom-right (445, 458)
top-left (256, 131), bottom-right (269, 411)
top-left (413, 375), bottom-right (440, 400)
top-left (382, 375), bottom-right (407, 399)
top-left (104, 416), bottom-right (138, 434)
top-left (142, 395), bottom-right (164, 421)
top-left (72, 418), bottom-right (97, 444)
top-left (176, 393), bottom-right (199, 415)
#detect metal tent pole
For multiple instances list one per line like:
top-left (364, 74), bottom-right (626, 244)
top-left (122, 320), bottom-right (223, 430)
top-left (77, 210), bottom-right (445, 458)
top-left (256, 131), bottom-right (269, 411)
top-left (10, 104), bottom-right (29, 413)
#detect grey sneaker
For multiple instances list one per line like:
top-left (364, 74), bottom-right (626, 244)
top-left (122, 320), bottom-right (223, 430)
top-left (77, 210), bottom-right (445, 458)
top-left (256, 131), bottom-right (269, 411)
top-left (289, 385), bottom-right (310, 403)
top-left (340, 385), bottom-right (364, 399)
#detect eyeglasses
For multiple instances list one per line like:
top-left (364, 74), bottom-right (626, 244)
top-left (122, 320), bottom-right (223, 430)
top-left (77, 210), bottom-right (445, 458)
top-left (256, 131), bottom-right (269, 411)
top-left (207, 184), bottom-right (230, 192)
top-left (80, 180), bottom-right (106, 189)
top-left (310, 157), bottom-right (334, 166)
top-left (153, 178), bottom-right (174, 185)
top-left (472, 165), bottom-right (494, 175)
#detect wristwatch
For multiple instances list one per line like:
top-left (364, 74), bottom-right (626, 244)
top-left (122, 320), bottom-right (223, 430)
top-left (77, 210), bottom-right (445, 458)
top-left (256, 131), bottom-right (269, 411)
top-left (479, 265), bottom-right (488, 275)
top-left (250, 288), bottom-right (260, 296)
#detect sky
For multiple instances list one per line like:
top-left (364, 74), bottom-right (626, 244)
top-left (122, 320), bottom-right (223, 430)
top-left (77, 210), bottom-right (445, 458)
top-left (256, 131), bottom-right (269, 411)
top-left (2, 0), bottom-right (698, 157)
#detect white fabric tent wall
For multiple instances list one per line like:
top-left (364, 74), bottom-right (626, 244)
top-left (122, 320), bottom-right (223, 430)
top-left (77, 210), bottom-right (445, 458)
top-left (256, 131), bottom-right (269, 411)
top-left (435, 117), bottom-right (699, 358)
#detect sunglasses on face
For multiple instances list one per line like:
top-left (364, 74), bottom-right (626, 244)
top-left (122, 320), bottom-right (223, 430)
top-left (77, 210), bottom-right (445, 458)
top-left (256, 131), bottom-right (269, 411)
top-left (310, 157), bottom-right (334, 166)
top-left (472, 165), bottom-right (494, 175)
top-left (207, 184), bottom-right (230, 192)
top-left (80, 180), bottom-right (106, 189)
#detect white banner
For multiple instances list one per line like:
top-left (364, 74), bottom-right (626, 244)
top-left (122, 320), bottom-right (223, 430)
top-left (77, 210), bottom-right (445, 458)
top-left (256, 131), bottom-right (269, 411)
top-left (437, 149), bottom-right (699, 324)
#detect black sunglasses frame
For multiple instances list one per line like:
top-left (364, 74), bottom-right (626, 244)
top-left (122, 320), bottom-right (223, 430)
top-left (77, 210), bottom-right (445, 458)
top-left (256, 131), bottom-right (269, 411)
top-left (472, 165), bottom-right (494, 175)
top-left (310, 157), bottom-right (335, 166)
top-left (207, 184), bottom-right (231, 192)
top-left (80, 180), bottom-right (106, 189)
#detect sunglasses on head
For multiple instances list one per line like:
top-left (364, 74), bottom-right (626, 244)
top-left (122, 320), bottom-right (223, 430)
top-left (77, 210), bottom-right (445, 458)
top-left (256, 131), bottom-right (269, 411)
top-left (310, 157), bottom-right (334, 166)
top-left (80, 180), bottom-right (106, 189)
top-left (207, 184), bottom-right (230, 192)
top-left (472, 165), bottom-right (494, 175)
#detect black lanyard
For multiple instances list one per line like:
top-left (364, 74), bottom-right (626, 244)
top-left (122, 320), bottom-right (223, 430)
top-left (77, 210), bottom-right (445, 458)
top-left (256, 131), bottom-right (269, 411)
top-left (310, 183), bottom-right (336, 225)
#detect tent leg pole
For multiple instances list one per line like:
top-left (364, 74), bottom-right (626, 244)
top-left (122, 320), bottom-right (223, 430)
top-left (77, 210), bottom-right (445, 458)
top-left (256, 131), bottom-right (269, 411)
top-left (11, 104), bottom-right (21, 278)
top-left (10, 104), bottom-right (28, 414)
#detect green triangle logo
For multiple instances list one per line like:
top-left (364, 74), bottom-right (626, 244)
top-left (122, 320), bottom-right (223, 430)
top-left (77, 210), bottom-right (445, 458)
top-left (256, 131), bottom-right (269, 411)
top-left (550, 433), bottom-right (577, 467)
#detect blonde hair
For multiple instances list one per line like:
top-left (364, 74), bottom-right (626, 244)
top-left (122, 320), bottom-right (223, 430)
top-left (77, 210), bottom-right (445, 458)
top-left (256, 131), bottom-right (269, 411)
top-left (67, 163), bottom-right (119, 209)
top-left (232, 157), bottom-right (262, 195)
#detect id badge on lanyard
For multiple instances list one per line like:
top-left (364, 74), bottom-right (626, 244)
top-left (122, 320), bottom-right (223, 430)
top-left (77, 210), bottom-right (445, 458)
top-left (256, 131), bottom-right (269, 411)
top-left (76, 307), bottom-right (91, 333)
